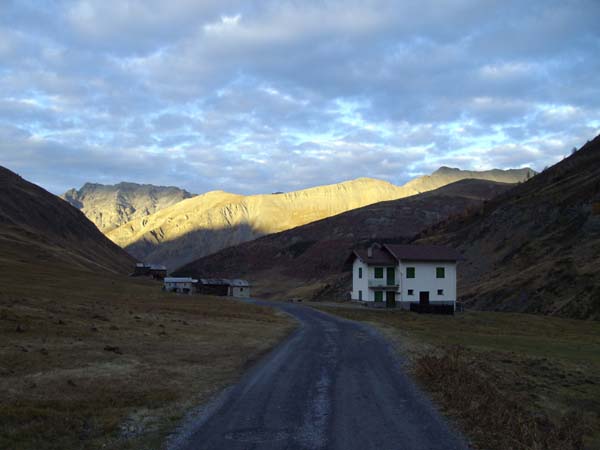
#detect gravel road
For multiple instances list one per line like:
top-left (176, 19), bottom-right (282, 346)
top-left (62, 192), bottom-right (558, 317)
top-left (172, 300), bottom-right (469, 450)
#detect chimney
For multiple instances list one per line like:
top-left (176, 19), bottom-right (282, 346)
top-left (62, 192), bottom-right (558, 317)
top-left (367, 247), bottom-right (373, 258)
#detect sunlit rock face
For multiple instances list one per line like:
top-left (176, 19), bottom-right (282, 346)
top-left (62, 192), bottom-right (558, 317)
top-left (61, 182), bottom-right (193, 232)
top-left (103, 167), bottom-right (533, 270)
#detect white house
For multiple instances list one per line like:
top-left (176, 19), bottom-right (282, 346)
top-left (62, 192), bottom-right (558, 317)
top-left (163, 277), bottom-right (197, 294)
top-left (349, 243), bottom-right (460, 310)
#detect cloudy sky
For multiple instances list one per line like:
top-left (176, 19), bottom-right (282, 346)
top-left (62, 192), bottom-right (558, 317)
top-left (0, 0), bottom-right (599, 195)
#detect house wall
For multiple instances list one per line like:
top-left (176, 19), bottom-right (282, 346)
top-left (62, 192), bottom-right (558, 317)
top-left (164, 281), bottom-right (194, 294)
top-left (352, 259), bottom-right (397, 302)
top-left (398, 261), bottom-right (456, 307)
top-left (352, 258), bottom-right (457, 307)
top-left (230, 286), bottom-right (250, 298)
top-left (197, 285), bottom-right (229, 296)
top-left (351, 259), bottom-right (369, 301)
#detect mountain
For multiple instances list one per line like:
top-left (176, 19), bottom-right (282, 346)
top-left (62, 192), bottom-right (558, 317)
top-left (62, 182), bottom-right (193, 232)
top-left (414, 135), bottom-right (600, 319)
top-left (108, 168), bottom-right (533, 269)
top-left (0, 166), bottom-right (134, 274)
top-left (174, 179), bottom-right (515, 299)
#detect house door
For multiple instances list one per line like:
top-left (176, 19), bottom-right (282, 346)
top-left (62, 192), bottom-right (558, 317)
top-left (386, 267), bottom-right (395, 286)
top-left (419, 291), bottom-right (430, 306)
top-left (386, 291), bottom-right (396, 308)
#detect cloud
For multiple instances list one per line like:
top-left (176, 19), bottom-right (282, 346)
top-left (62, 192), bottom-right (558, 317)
top-left (0, 0), bottom-right (599, 195)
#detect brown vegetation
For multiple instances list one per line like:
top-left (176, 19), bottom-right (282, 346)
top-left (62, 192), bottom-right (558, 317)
top-left (415, 346), bottom-right (586, 449)
top-left (0, 254), bottom-right (293, 449)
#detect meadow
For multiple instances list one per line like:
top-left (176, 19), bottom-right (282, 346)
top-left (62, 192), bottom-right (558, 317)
top-left (0, 249), bottom-right (294, 449)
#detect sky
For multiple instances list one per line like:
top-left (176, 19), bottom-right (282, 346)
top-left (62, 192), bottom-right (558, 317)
top-left (0, 0), bottom-right (599, 195)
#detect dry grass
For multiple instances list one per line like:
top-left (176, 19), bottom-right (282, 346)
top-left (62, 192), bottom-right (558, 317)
top-left (415, 346), bottom-right (586, 449)
top-left (313, 305), bottom-right (600, 450)
top-left (0, 246), bottom-right (294, 450)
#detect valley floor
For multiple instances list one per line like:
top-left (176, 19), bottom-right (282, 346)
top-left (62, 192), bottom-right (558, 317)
top-left (313, 304), bottom-right (600, 450)
top-left (0, 261), bottom-right (294, 450)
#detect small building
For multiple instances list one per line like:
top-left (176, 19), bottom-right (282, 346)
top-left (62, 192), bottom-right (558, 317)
top-left (133, 263), bottom-right (167, 280)
top-left (149, 264), bottom-right (167, 280)
top-left (133, 262), bottom-right (151, 276)
top-left (196, 278), bottom-right (251, 298)
top-left (163, 277), bottom-right (197, 294)
top-left (228, 279), bottom-right (251, 298)
top-left (348, 243), bottom-right (460, 311)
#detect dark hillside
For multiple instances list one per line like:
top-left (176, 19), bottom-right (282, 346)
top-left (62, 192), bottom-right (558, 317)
top-left (175, 179), bottom-right (513, 299)
top-left (0, 166), bottom-right (134, 274)
top-left (415, 135), bottom-right (600, 319)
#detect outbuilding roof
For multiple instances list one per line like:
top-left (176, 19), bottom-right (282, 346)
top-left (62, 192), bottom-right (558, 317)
top-left (384, 244), bottom-right (461, 262)
top-left (164, 277), bottom-right (197, 283)
top-left (199, 278), bottom-right (250, 287)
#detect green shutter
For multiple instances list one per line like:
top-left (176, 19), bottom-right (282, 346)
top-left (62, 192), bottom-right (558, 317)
top-left (436, 267), bottom-right (445, 278)
top-left (374, 267), bottom-right (384, 279)
top-left (374, 291), bottom-right (383, 302)
top-left (358, 267), bottom-right (363, 278)
top-left (406, 267), bottom-right (415, 278)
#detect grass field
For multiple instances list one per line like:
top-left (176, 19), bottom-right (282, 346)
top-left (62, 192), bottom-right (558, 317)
top-left (0, 245), bottom-right (295, 450)
top-left (314, 304), bottom-right (600, 450)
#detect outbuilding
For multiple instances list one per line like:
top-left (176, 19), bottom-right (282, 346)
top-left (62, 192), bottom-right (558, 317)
top-left (163, 277), bottom-right (197, 294)
top-left (133, 262), bottom-right (167, 280)
top-left (196, 278), bottom-right (251, 298)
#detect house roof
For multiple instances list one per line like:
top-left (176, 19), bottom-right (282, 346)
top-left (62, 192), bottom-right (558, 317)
top-left (199, 278), bottom-right (250, 287)
top-left (351, 247), bottom-right (397, 265)
top-left (350, 243), bottom-right (461, 266)
top-left (164, 277), bottom-right (197, 283)
top-left (136, 262), bottom-right (166, 270)
top-left (384, 244), bottom-right (461, 262)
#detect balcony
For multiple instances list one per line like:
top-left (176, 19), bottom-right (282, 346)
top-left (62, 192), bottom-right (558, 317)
top-left (368, 279), bottom-right (399, 289)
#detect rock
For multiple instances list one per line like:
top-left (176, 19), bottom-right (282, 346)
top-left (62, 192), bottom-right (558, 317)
top-left (61, 182), bottom-right (193, 232)
top-left (104, 345), bottom-right (122, 354)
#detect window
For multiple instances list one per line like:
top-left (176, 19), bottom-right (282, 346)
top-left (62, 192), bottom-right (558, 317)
top-left (437, 289), bottom-right (444, 295)
top-left (406, 267), bottom-right (415, 278)
top-left (374, 267), bottom-right (384, 279)
top-left (240, 287), bottom-right (244, 292)
top-left (358, 267), bottom-right (363, 279)
top-left (436, 267), bottom-right (445, 278)
top-left (358, 290), bottom-right (363, 301)
top-left (407, 289), bottom-right (414, 296)
top-left (374, 291), bottom-right (383, 302)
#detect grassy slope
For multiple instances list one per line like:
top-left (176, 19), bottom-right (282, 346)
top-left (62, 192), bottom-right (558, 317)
top-left (314, 305), bottom-right (600, 449)
top-left (0, 240), bottom-right (294, 449)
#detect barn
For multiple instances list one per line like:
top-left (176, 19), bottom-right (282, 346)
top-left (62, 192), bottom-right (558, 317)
top-left (196, 279), bottom-right (251, 298)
